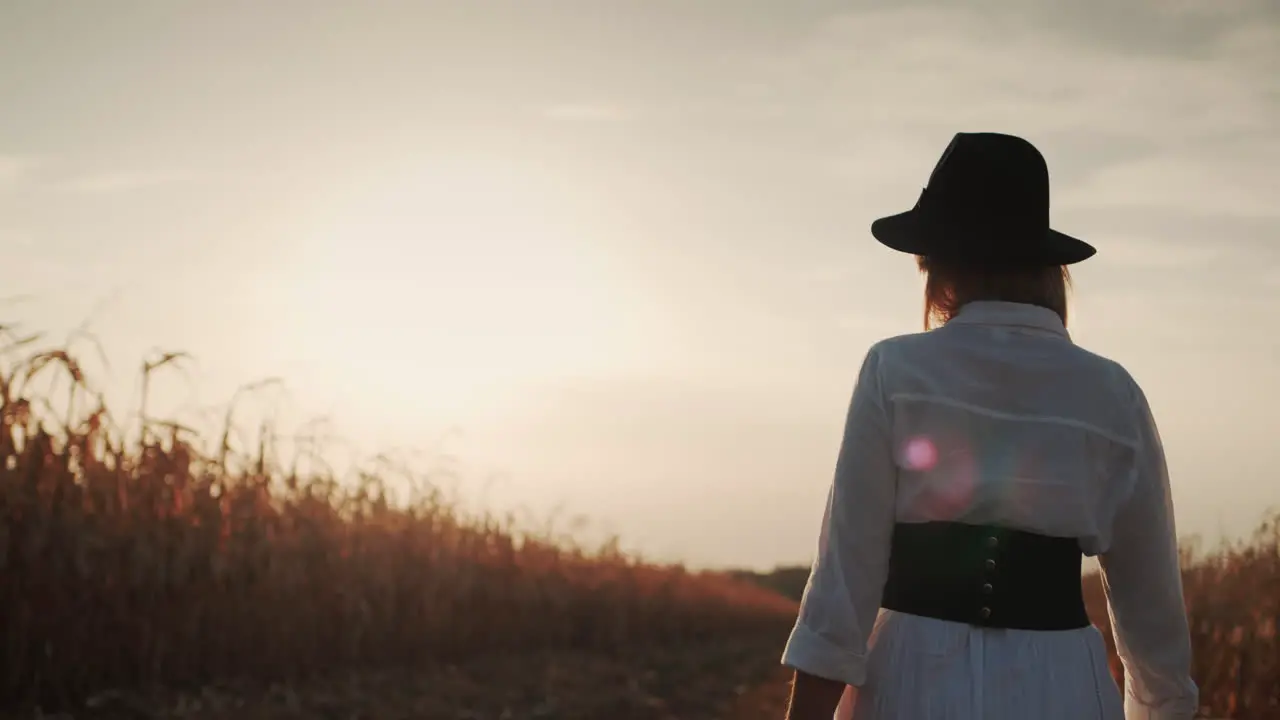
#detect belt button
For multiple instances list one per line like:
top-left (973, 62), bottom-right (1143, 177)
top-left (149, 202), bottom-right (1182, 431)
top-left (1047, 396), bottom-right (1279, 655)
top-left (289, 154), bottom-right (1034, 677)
top-left (984, 558), bottom-right (996, 571)
top-left (980, 606), bottom-right (992, 620)
top-left (985, 535), bottom-right (999, 549)
top-left (982, 583), bottom-right (994, 594)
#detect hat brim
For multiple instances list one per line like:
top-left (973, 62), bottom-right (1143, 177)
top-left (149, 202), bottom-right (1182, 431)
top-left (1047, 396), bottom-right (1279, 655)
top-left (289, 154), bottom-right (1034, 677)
top-left (871, 210), bottom-right (1096, 266)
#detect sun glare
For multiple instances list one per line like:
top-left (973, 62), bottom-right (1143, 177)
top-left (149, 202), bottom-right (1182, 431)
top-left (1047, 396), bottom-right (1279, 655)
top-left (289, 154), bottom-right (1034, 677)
top-left (275, 160), bottom-right (631, 419)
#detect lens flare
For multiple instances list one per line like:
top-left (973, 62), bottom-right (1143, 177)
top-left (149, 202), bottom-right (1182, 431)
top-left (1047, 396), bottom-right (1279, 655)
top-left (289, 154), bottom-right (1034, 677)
top-left (902, 436), bottom-right (938, 471)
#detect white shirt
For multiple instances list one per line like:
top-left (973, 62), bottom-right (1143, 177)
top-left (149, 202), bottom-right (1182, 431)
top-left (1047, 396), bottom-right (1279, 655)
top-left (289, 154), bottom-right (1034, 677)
top-left (781, 301), bottom-right (1198, 720)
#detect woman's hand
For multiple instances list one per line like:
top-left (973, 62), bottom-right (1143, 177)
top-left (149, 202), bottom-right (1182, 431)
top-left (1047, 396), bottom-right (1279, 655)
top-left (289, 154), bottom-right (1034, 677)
top-left (784, 670), bottom-right (851, 720)
top-left (835, 684), bottom-right (857, 720)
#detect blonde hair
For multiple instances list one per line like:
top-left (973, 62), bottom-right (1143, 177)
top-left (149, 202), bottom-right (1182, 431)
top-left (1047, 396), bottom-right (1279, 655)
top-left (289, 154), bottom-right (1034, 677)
top-left (917, 255), bottom-right (1071, 331)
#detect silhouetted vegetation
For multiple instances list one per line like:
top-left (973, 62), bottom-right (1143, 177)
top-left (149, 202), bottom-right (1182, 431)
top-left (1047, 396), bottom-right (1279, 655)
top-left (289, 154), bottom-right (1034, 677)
top-left (730, 566), bottom-right (810, 603)
top-left (1085, 516), bottom-right (1280, 718)
top-left (0, 329), bottom-right (794, 716)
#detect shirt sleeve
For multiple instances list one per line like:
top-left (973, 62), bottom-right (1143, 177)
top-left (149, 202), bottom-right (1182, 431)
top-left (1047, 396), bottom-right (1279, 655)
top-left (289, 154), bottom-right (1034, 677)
top-left (1099, 384), bottom-right (1199, 720)
top-left (780, 344), bottom-right (896, 688)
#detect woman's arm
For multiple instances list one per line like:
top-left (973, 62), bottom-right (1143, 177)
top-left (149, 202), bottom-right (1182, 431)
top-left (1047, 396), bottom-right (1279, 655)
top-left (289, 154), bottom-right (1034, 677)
top-left (780, 344), bottom-right (897, 718)
top-left (1099, 383), bottom-right (1198, 720)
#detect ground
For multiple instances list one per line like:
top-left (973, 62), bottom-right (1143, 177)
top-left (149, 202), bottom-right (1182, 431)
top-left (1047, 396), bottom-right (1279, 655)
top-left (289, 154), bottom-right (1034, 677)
top-left (36, 634), bottom-right (793, 720)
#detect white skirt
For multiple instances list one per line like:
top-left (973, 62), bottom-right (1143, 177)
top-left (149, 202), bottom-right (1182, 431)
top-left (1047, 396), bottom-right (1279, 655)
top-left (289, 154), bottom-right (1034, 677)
top-left (837, 610), bottom-right (1124, 720)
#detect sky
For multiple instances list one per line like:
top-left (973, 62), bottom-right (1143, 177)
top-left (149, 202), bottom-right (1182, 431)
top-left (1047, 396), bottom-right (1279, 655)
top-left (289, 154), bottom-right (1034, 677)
top-left (1, 0), bottom-right (1278, 570)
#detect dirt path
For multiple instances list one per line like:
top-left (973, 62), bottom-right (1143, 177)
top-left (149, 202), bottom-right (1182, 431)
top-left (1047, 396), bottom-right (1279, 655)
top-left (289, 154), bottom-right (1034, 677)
top-left (44, 633), bottom-right (792, 720)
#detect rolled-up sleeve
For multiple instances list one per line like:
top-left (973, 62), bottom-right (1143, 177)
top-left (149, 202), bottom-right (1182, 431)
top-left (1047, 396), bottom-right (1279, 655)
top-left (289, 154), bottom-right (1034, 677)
top-left (781, 344), bottom-right (896, 687)
top-left (1100, 385), bottom-right (1198, 720)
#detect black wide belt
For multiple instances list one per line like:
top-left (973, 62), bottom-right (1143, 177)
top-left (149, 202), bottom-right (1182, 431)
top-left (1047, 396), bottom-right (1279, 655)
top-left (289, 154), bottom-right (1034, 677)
top-left (880, 521), bottom-right (1090, 631)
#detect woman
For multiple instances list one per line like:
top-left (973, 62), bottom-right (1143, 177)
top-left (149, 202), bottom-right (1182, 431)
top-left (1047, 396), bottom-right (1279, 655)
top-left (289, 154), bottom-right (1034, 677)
top-left (781, 133), bottom-right (1198, 720)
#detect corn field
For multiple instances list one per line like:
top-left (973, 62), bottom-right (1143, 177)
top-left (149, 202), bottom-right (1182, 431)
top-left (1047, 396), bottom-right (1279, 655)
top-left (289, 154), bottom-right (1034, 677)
top-left (1083, 514), bottom-right (1280, 719)
top-left (0, 330), bottom-right (795, 714)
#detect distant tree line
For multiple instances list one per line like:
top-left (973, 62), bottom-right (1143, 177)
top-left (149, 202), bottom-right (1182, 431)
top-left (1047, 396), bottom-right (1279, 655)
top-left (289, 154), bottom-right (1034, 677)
top-left (730, 566), bottom-right (810, 603)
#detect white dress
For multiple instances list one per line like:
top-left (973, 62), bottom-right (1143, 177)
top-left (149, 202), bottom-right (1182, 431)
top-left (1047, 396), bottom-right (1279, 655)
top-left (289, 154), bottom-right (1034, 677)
top-left (780, 302), bottom-right (1199, 720)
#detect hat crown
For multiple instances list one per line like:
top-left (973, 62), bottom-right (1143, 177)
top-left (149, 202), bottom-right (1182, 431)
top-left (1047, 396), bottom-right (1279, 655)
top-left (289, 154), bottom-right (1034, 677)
top-left (919, 133), bottom-right (1050, 232)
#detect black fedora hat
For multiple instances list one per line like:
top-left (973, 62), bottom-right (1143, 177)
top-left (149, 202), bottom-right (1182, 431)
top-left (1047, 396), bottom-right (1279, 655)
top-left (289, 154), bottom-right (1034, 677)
top-left (871, 132), bottom-right (1095, 266)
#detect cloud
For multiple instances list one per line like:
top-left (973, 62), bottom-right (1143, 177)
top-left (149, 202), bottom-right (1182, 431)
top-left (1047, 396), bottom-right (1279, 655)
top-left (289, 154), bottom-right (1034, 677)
top-left (0, 157), bottom-right (178, 195)
top-left (1055, 204), bottom-right (1280, 280)
top-left (56, 170), bottom-right (177, 194)
top-left (0, 229), bottom-right (36, 249)
top-left (1089, 234), bottom-right (1228, 269)
top-left (823, 0), bottom-right (1280, 60)
top-left (0, 155), bottom-right (37, 187)
top-left (752, 6), bottom-right (1276, 143)
top-left (711, 3), bottom-right (1279, 270)
top-left (1058, 142), bottom-right (1280, 219)
top-left (540, 103), bottom-right (627, 122)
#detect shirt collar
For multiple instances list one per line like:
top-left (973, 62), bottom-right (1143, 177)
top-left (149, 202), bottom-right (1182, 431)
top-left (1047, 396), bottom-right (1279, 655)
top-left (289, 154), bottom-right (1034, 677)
top-left (947, 301), bottom-right (1071, 340)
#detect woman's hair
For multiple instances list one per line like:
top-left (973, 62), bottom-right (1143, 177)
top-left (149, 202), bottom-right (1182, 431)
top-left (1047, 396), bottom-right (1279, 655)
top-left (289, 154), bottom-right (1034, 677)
top-left (917, 255), bottom-right (1071, 331)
